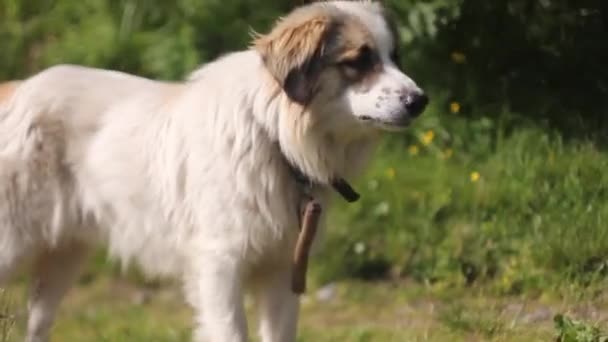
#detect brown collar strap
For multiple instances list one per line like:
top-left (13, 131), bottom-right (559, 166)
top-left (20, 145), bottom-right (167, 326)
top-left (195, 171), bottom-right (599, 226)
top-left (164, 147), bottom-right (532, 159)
top-left (287, 162), bottom-right (360, 203)
top-left (277, 141), bottom-right (360, 203)
top-left (289, 177), bottom-right (359, 295)
top-left (331, 178), bottom-right (360, 203)
top-left (292, 200), bottom-right (322, 294)
top-left (281, 148), bottom-right (360, 294)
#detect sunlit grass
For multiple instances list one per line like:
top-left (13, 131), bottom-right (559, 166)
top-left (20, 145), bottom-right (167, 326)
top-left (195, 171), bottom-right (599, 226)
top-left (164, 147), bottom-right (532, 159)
top-left (5, 278), bottom-right (606, 341)
top-left (318, 100), bottom-right (608, 296)
top-left (0, 289), bottom-right (15, 342)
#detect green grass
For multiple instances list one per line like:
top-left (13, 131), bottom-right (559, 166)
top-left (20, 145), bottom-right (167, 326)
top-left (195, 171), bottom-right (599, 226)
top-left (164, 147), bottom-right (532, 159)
top-left (0, 289), bottom-right (15, 342)
top-left (318, 100), bottom-right (608, 295)
top-left (3, 278), bottom-right (606, 341)
top-left (555, 314), bottom-right (608, 342)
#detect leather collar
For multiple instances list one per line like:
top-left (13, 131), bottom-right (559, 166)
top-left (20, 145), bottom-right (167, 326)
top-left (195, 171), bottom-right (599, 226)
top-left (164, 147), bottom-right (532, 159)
top-left (287, 161), bottom-right (360, 203)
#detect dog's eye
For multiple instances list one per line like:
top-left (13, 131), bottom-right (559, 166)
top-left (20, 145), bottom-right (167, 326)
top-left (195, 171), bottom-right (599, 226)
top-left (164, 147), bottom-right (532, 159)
top-left (340, 45), bottom-right (375, 73)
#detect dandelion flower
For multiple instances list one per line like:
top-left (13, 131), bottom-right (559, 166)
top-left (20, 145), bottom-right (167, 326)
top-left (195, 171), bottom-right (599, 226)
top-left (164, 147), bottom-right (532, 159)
top-left (450, 102), bottom-right (461, 114)
top-left (422, 130), bottom-right (435, 145)
top-left (470, 171), bottom-right (481, 183)
top-left (408, 145), bottom-right (419, 156)
top-left (385, 167), bottom-right (396, 180)
top-left (451, 51), bottom-right (467, 64)
top-left (442, 148), bottom-right (453, 159)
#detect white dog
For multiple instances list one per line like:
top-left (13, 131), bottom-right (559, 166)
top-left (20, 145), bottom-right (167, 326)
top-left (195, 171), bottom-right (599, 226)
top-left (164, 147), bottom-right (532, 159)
top-left (0, 81), bottom-right (20, 102)
top-left (0, 1), bottom-right (427, 341)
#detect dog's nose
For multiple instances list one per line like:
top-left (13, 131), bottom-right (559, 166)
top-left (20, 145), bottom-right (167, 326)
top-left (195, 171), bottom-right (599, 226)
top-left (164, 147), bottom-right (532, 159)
top-left (406, 92), bottom-right (429, 117)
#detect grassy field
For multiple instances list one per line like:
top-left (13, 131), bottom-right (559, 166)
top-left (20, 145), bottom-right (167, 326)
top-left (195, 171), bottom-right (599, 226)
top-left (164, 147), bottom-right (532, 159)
top-left (2, 277), bottom-right (607, 341)
top-left (2, 101), bottom-right (608, 341)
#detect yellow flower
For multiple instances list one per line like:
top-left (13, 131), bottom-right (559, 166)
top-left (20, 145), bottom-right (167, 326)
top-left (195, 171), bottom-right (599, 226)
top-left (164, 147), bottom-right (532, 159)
top-left (470, 171), bottom-right (481, 183)
top-left (442, 148), bottom-right (453, 159)
top-left (421, 130), bottom-right (435, 145)
top-left (451, 51), bottom-right (467, 64)
top-left (408, 145), bottom-right (419, 156)
top-left (385, 167), bottom-right (396, 180)
top-left (450, 102), bottom-right (461, 114)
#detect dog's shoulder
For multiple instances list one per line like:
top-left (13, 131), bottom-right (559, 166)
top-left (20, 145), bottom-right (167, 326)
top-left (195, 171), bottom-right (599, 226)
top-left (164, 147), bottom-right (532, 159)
top-left (0, 81), bottom-right (20, 103)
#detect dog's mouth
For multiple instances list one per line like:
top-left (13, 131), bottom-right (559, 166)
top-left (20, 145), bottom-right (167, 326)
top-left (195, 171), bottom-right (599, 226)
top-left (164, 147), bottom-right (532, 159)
top-left (358, 115), bottom-right (412, 131)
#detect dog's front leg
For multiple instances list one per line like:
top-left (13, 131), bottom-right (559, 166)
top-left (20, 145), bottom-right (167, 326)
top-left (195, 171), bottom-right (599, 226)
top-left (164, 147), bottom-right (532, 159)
top-left (254, 268), bottom-right (299, 342)
top-left (186, 253), bottom-right (248, 342)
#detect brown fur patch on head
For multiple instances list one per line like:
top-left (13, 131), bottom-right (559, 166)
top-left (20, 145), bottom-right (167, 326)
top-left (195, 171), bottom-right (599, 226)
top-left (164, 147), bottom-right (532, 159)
top-left (254, 3), bottom-right (382, 106)
top-left (0, 81), bottom-right (20, 103)
top-left (254, 5), bottom-right (338, 104)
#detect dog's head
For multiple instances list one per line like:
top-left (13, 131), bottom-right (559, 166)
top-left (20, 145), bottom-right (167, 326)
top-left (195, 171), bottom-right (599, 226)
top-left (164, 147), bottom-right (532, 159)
top-left (255, 0), bottom-right (428, 133)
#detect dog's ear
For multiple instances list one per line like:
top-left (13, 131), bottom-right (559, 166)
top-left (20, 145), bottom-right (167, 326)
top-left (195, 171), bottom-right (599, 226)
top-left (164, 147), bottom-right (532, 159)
top-left (254, 12), bottom-right (334, 105)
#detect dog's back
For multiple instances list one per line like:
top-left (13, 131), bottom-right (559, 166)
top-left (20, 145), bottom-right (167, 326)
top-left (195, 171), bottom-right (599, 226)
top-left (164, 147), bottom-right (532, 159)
top-left (0, 65), bottom-right (174, 279)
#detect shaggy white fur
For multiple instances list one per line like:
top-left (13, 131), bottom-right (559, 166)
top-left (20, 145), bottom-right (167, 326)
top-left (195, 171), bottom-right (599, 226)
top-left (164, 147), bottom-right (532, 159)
top-left (0, 1), bottom-right (426, 341)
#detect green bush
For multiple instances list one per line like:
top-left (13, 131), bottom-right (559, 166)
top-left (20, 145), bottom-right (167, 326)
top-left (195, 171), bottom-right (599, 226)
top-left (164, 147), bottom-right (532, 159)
top-left (0, 0), bottom-right (290, 79)
top-left (392, 0), bottom-right (608, 140)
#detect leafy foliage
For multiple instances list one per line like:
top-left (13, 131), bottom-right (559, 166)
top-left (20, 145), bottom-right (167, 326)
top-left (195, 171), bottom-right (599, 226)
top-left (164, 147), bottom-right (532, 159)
top-left (0, 0), bottom-right (291, 79)
top-left (555, 314), bottom-right (608, 342)
top-left (394, 0), bottom-right (608, 140)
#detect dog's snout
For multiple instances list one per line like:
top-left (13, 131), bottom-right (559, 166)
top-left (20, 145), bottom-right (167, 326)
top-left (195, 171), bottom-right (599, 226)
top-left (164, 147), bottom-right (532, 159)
top-left (405, 92), bottom-right (428, 117)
